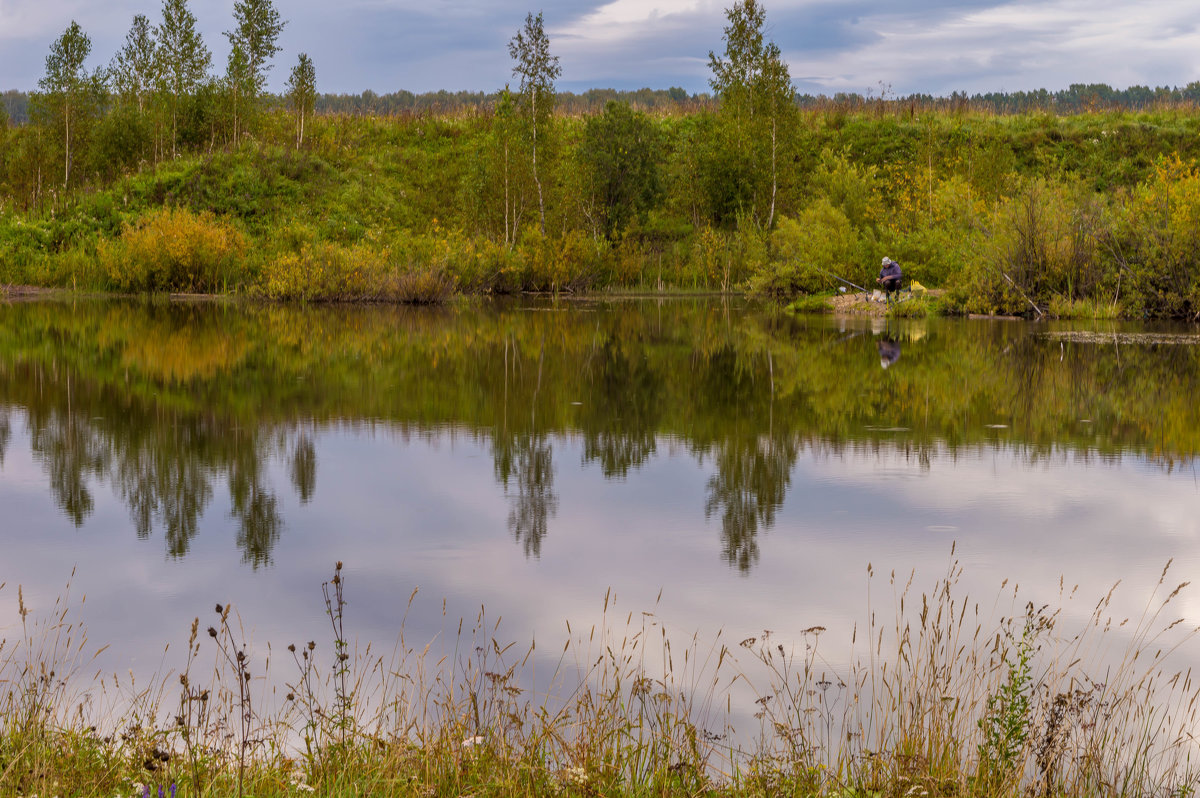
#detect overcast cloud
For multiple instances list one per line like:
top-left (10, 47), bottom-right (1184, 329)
top-left (2, 0), bottom-right (1199, 96)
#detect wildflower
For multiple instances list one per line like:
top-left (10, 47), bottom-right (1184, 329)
top-left (462, 735), bottom-right (484, 748)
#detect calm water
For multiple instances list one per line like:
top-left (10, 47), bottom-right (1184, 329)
top-left (1, 297), bottom-right (1198, 721)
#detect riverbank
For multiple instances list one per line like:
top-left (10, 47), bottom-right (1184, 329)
top-left (5, 108), bottom-right (1200, 317)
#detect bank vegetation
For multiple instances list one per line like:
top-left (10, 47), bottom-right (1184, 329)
top-left (6, 1), bottom-right (1200, 316)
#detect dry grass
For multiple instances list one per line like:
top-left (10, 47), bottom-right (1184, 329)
top-left (1, 552), bottom-right (1197, 796)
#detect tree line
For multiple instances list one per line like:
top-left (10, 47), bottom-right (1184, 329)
top-left (2, 0), bottom-right (314, 191)
top-left (10, 79), bottom-right (1200, 130)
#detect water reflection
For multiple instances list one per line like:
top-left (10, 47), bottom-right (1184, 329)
top-left (704, 432), bottom-right (797, 572)
top-left (495, 432), bottom-right (557, 558)
top-left (0, 298), bottom-right (1198, 571)
top-left (877, 338), bottom-right (901, 369)
top-left (3, 359), bottom-right (306, 565)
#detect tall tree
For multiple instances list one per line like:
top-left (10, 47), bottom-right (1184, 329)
top-left (37, 20), bottom-right (99, 188)
top-left (581, 101), bottom-right (664, 239)
top-left (225, 41), bottom-right (252, 142)
top-left (285, 53), bottom-right (316, 147)
top-left (225, 0), bottom-right (285, 140)
top-left (110, 14), bottom-right (159, 113)
top-left (156, 0), bottom-right (211, 157)
top-left (707, 0), bottom-right (796, 228)
top-left (508, 11), bottom-right (561, 235)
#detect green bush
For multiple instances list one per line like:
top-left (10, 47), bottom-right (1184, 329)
top-left (751, 202), bottom-right (856, 296)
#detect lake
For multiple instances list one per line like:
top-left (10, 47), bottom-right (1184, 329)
top-left (1, 296), bottom-right (1198, 748)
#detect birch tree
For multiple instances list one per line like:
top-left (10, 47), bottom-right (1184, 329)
top-left (508, 11), bottom-right (560, 235)
top-left (110, 15), bottom-right (159, 113)
top-left (707, 0), bottom-right (795, 228)
top-left (225, 0), bottom-right (285, 139)
top-left (157, 0), bottom-right (211, 157)
top-left (225, 41), bottom-right (252, 142)
top-left (285, 53), bottom-right (316, 147)
top-left (38, 21), bottom-right (98, 188)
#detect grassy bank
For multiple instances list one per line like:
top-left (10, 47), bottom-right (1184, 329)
top-left (2, 557), bottom-right (1197, 796)
top-left (5, 107), bottom-right (1200, 316)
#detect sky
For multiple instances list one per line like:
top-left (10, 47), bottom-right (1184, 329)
top-left (2, 0), bottom-right (1200, 97)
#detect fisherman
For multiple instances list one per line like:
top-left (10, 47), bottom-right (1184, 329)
top-left (876, 257), bottom-right (903, 304)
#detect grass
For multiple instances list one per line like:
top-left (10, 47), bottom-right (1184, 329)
top-left (785, 292), bottom-right (836, 314)
top-left (1046, 295), bottom-right (1126, 320)
top-left (1, 552), bottom-right (1198, 796)
top-left (886, 293), bottom-right (950, 318)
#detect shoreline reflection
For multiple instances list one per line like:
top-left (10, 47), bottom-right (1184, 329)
top-left (0, 298), bottom-right (1197, 570)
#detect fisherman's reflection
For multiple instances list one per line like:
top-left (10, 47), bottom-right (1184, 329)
top-left (877, 338), bottom-right (901, 369)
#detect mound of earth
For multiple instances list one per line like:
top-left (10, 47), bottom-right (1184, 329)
top-left (827, 284), bottom-right (943, 315)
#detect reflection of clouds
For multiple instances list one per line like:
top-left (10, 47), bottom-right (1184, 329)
top-left (2, 428), bottom-right (1198, 738)
top-left (799, 445), bottom-right (1199, 545)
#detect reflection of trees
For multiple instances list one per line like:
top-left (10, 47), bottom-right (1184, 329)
top-left (3, 360), bottom-right (305, 565)
top-left (0, 407), bottom-right (11, 466)
top-left (494, 433), bottom-right (557, 558)
top-left (290, 436), bottom-right (317, 504)
top-left (115, 425), bottom-right (214, 556)
top-left (229, 436), bottom-right (283, 568)
top-left (7, 298), bottom-right (1200, 575)
top-left (31, 413), bottom-right (107, 526)
top-left (704, 433), bottom-right (798, 572)
top-left (579, 337), bottom-right (662, 478)
top-left (693, 342), bottom-right (798, 572)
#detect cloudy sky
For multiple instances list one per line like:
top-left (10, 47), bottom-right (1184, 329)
top-left (2, 0), bottom-right (1200, 97)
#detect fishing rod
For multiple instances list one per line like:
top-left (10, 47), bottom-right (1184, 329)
top-left (812, 266), bottom-right (871, 295)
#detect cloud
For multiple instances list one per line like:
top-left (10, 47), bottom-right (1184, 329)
top-left (783, 0), bottom-right (1200, 95)
top-left (3, 0), bottom-right (1200, 106)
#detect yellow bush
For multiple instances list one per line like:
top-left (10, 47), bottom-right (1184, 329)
top-left (258, 242), bottom-right (389, 301)
top-left (101, 207), bottom-right (247, 293)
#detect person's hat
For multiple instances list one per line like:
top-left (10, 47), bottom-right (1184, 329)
top-left (881, 256), bottom-right (891, 265)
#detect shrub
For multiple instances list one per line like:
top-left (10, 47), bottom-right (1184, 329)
top-left (751, 202), bottom-right (856, 297)
top-left (1109, 154), bottom-right (1200, 317)
top-left (100, 207), bottom-right (248, 293)
top-left (257, 242), bottom-right (387, 301)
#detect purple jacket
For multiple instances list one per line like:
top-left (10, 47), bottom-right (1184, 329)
top-left (879, 261), bottom-right (902, 281)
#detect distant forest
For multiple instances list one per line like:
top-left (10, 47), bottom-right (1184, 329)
top-left (7, 80), bottom-right (1200, 124)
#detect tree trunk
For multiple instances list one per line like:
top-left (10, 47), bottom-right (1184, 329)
top-left (532, 90), bottom-right (545, 235)
top-left (63, 101), bottom-right (71, 189)
top-left (767, 115), bottom-right (777, 230)
top-left (504, 140), bottom-right (511, 246)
